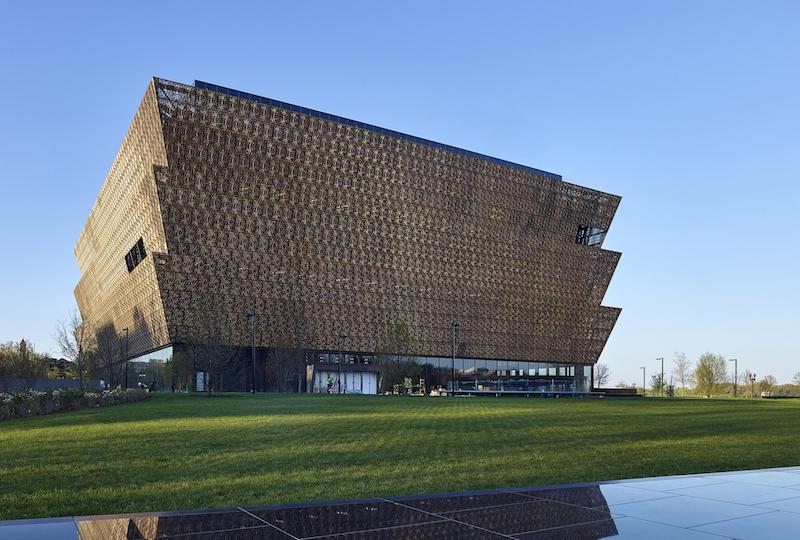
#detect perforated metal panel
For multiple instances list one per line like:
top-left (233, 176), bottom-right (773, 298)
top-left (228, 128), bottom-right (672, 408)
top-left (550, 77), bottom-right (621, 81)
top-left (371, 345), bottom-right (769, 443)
top-left (74, 81), bottom-right (170, 356)
top-left (75, 77), bottom-right (621, 365)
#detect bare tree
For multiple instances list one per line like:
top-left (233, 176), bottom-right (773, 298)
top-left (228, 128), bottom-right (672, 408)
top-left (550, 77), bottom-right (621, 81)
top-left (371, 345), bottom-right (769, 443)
top-left (672, 352), bottom-right (693, 396)
top-left (694, 353), bottom-right (727, 397)
top-left (739, 369), bottom-right (756, 398)
top-left (376, 320), bottom-right (418, 392)
top-left (594, 363), bottom-right (610, 387)
top-left (93, 325), bottom-right (125, 387)
top-left (759, 375), bottom-right (778, 395)
top-left (266, 302), bottom-right (314, 393)
top-left (650, 372), bottom-right (666, 394)
top-left (183, 295), bottom-right (236, 395)
top-left (738, 369), bottom-right (753, 394)
top-left (54, 309), bottom-right (93, 390)
top-left (266, 347), bottom-right (306, 393)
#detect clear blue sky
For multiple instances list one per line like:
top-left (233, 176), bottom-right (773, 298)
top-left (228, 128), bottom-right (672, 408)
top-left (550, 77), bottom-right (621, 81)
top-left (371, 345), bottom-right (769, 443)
top-left (1, 1), bottom-right (797, 385)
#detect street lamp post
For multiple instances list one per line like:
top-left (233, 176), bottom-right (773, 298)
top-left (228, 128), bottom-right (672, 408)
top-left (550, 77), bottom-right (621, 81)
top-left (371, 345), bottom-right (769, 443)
top-left (245, 312), bottom-right (256, 394)
top-left (450, 322), bottom-right (459, 397)
top-left (749, 372), bottom-right (757, 398)
top-left (657, 357), bottom-right (664, 397)
top-left (337, 335), bottom-right (347, 394)
top-left (729, 358), bottom-right (738, 397)
top-left (640, 366), bottom-right (646, 397)
top-left (123, 327), bottom-right (129, 389)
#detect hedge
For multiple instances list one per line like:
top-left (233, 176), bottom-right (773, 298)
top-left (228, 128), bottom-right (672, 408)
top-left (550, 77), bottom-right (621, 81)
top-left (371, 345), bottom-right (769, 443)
top-left (0, 387), bottom-right (149, 421)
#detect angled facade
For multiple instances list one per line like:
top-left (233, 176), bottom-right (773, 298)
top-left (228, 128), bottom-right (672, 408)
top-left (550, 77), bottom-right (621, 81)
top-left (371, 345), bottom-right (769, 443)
top-left (75, 77), bottom-right (621, 394)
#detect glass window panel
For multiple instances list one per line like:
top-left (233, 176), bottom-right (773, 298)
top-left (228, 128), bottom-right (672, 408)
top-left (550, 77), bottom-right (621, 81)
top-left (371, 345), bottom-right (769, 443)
top-left (475, 359), bottom-right (487, 375)
top-left (463, 358), bottom-right (475, 376)
top-left (454, 358), bottom-right (465, 376)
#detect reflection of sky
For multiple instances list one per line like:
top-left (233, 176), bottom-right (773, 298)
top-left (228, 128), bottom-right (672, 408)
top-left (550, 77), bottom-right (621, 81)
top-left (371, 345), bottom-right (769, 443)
top-left (597, 470), bottom-right (800, 538)
top-left (127, 345), bottom-right (173, 364)
top-left (599, 483), bottom-right (676, 507)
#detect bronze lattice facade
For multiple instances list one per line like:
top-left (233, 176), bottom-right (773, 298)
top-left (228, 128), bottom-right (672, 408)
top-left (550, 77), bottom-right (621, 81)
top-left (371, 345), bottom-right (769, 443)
top-left (75, 77), bottom-right (621, 380)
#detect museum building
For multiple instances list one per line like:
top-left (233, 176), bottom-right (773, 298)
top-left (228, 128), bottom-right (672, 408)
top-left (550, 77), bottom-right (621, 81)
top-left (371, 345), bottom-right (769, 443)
top-left (74, 77), bottom-right (621, 395)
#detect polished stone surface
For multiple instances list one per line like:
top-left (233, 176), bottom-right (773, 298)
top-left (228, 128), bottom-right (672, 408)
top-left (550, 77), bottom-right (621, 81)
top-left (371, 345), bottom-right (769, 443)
top-left (2, 466), bottom-right (800, 539)
top-left (0, 518), bottom-right (79, 540)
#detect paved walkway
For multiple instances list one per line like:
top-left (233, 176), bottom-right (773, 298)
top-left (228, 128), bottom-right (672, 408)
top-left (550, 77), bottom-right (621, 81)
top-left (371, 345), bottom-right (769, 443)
top-left (2, 466), bottom-right (800, 539)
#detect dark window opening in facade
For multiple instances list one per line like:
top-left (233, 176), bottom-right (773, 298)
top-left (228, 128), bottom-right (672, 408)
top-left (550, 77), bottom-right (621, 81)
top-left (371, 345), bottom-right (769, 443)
top-left (576, 226), bottom-right (606, 247)
top-left (124, 237), bottom-right (147, 273)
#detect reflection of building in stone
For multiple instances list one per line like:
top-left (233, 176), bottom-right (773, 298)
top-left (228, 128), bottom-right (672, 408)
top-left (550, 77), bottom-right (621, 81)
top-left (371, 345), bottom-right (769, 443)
top-left (77, 516), bottom-right (158, 540)
top-left (77, 511), bottom-right (264, 539)
top-left (75, 78), bottom-right (621, 395)
top-left (75, 485), bottom-right (621, 539)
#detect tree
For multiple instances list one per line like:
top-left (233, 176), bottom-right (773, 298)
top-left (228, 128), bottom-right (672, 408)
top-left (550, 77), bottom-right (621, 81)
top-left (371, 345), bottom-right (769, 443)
top-left (164, 352), bottom-right (193, 392)
top-left (666, 377), bottom-right (676, 397)
top-left (649, 372), bottom-right (665, 395)
top-left (54, 309), bottom-right (93, 390)
top-left (3, 340), bottom-right (49, 389)
top-left (793, 372), bottom-right (800, 387)
top-left (759, 375), bottom-right (778, 395)
top-left (738, 369), bottom-right (753, 395)
top-left (265, 301), bottom-right (314, 393)
top-left (615, 380), bottom-right (629, 389)
top-left (694, 353), bottom-right (727, 397)
top-left (48, 358), bottom-right (77, 379)
top-left (739, 369), bottom-right (758, 398)
top-left (266, 347), bottom-right (306, 393)
top-left (376, 320), bottom-right (418, 391)
top-left (93, 325), bottom-right (125, 387)
top-left (0, 342), bottom-right (13, 390)
top-left (672, 352), bottom-right (693, 396)
top-left (594, 363), bottom-right (610, 387)
top-left (182, 295), bottom-right (236, 395)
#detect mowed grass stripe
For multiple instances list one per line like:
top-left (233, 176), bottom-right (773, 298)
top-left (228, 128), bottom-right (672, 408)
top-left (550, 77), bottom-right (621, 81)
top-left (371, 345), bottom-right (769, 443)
top-left (0, 393), bottom-right (798, 519)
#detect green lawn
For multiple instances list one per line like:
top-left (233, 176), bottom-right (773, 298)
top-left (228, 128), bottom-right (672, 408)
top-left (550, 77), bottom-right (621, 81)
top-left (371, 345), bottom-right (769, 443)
top-left (1, 393), bottom-right (799, 520)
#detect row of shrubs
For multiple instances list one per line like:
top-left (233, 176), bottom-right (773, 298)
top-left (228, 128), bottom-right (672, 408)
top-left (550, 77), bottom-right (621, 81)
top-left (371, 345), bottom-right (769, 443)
top-left (0, 387), bottom-right (149, 421)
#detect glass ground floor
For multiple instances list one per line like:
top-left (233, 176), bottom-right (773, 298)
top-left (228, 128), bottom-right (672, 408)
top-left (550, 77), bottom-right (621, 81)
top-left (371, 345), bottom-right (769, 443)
top-left (308, 351), bottom-right (595, 395)
top-left (122, 345), bottom-right (595, 395)
top-left (418, 357), bottom-right (593, 395)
